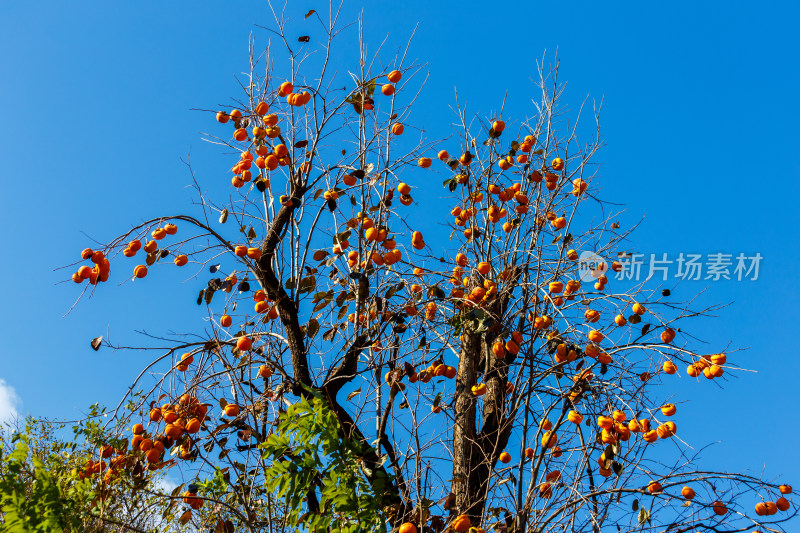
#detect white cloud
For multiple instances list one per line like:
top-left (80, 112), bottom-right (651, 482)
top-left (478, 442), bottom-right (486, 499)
top-left (0, 379), bottom-right (22, 424)
top-left (153, 474), bottom-right (180, 494)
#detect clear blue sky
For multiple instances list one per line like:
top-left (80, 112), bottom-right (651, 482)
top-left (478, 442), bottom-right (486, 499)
top-left (1, 0), bottom-right (798, 489)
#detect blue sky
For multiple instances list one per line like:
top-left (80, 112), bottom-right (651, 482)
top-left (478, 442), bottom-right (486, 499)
top-left (1, 0), bottom-right (798, 491)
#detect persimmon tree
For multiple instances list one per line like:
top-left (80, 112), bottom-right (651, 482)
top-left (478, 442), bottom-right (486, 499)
top-left (63, 7), bottom-right (795, 533)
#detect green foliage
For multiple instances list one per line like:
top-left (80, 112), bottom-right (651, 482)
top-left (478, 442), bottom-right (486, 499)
top-left (1, 411), bottom-right (173, 533)
top-left (197, 467), bottom-right (229, 497)
top-left (260, 393), bottom-right (389, 533)
top-left (0, 433), bottom-right (93, 532)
